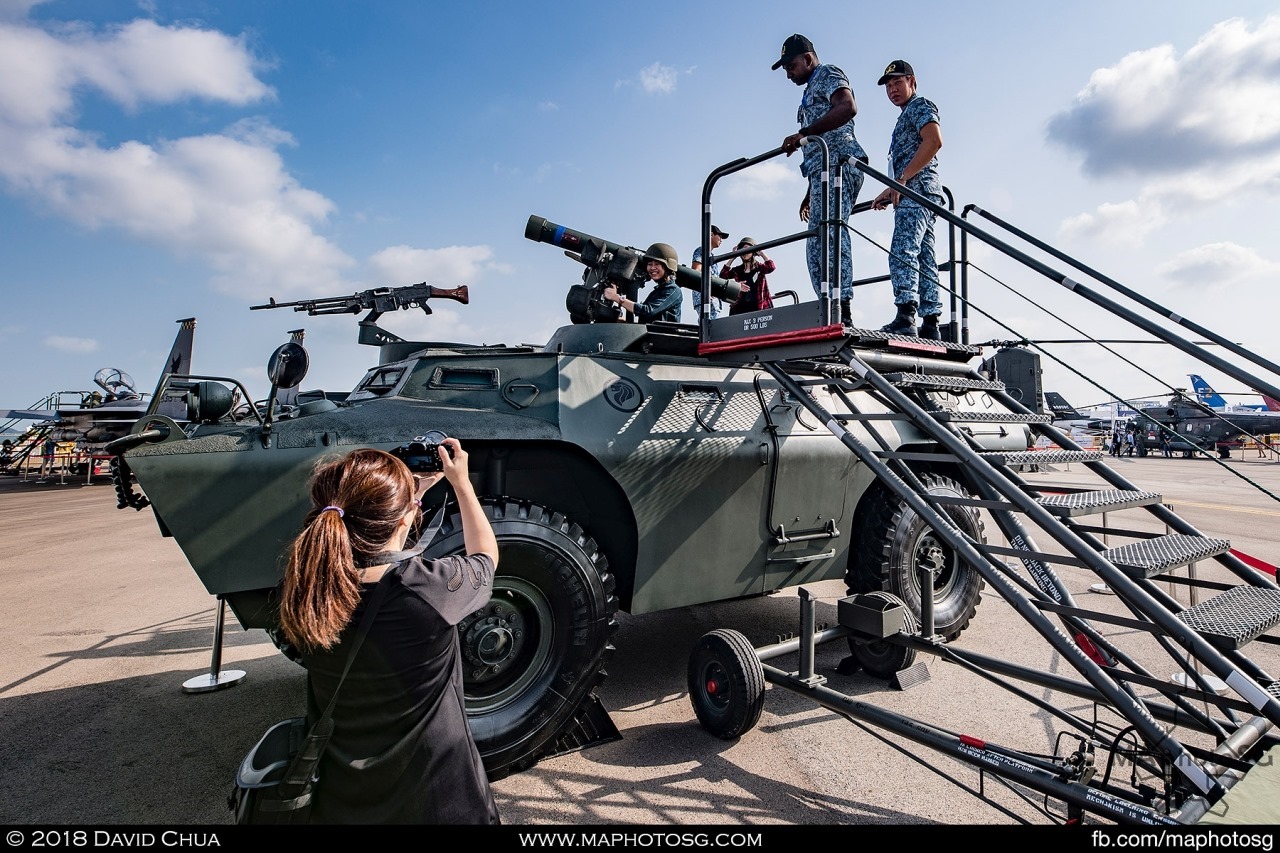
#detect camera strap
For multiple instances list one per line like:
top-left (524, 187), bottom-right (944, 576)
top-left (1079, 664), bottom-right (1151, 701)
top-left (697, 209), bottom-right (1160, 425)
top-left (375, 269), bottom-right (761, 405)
top-left (369, 499), bottom-right (449, 565)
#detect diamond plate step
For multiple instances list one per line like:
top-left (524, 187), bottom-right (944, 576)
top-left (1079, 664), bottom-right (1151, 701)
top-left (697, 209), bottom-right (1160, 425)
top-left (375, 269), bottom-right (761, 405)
top-left (882, 373), bottom-right (1006, 393)
top-left (847, 327), bottom-right (982, 357)
top-left (931, 411), bottom-right (1051, 424)
top-left (1036, 489), bottom-right (1163, 518)
top-left (1102, 534), bottom-right (1232, 579)
top-left (978, 449), bottom-right (1103, 466)
top-left (1178, 587), bottom-right (1280, 651)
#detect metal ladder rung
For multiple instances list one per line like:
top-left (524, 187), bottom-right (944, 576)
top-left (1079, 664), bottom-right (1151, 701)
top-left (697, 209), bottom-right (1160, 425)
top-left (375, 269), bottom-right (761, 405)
top-left (845, 327), bottom-right (983, 356)
top-left (1179, 587), bottom-right (1280, 651)
top-left (978, 449), bottom-right (1103, 466)
top-left (882, 373), bottom-right (1006, 392)
top-left (1036, 489), bottom-right (1164, 518)
top-left (931, 411), bottom-right (1052, 424)
top-left (1102, 534), bottom-right (1232, 579)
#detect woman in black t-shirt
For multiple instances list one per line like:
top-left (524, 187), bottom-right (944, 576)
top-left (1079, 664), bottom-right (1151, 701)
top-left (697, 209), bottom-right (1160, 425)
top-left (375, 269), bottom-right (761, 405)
top-left (277, 441), bottom-right (501, 824)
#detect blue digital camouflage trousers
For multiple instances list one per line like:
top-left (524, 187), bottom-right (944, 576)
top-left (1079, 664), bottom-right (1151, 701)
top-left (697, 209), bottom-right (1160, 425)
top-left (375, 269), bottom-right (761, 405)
top-left (890, 202), bottom-right (943, 316)
top-left (807, 160), bottom-right (863, 302)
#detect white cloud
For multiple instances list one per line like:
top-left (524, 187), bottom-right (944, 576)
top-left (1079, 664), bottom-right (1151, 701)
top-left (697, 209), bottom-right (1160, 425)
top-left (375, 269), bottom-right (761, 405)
top-left (638, 62), bottom-right (678, 94)
top-left (537, 101), bottom-right (558, 111)
top-left (367, 245), bottom-right (511, 287)
top-left (719, 161), bottom-right (802, 201)
top-left (0, 13), bottom-right (356, 300)
top-left (1048, 16), bottom-right (1280, 177)
top-left (1050, 16), bottom-right (1280, 237)
top-left (1059, 198), bottom-right (1167, 245)
top-left (44, 335), bottom-right (97, 353)
top-left (1156, 242), bottom-right (1280, 289)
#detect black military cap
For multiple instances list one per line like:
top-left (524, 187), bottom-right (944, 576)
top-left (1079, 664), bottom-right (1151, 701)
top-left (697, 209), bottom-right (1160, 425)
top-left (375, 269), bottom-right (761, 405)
top-left (771, 34), bottom-right (814, 71)
top-left (711, 225), bottom-right (729, 239)
top-left (878, 59), bottom-right (915, 85)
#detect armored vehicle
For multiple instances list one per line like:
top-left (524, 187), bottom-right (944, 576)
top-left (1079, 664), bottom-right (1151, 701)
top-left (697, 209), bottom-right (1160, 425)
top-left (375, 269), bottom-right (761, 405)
top-left (110, 213), bottom-right (1035, 779)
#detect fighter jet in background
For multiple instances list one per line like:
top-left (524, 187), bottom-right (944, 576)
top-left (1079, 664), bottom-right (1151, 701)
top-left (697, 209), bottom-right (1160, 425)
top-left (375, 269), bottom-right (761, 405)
top-left (2, 318), bottom-right (196, 453)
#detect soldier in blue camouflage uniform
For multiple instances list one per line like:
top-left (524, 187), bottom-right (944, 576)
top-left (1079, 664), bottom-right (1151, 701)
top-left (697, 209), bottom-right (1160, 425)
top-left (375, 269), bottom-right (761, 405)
top-left (872, 60), bottom-right (944, 340)
top-left (690, 225), bottom-right (728, 319)
top-left (775, 34), bottom-right (867, 327)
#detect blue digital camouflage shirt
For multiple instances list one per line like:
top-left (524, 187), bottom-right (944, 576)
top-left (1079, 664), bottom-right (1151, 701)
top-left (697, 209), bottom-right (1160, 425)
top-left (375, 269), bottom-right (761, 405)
top-left (889, 93), bottom-right (942, 203)
top-left (797, 64), bottom-right (867, 178)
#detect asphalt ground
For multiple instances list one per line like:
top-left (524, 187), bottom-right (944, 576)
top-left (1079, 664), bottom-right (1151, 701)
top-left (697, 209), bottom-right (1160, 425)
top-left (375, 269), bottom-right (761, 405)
top-left (1, 454), bottom-right (1278, 827)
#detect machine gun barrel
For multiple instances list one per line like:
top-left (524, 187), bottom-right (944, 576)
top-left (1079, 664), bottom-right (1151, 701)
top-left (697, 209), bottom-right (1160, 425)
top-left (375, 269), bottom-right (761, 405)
top-left (249, 283), bottom-right (469, 318)
top-left (525, 215), bottom-right (741, 303)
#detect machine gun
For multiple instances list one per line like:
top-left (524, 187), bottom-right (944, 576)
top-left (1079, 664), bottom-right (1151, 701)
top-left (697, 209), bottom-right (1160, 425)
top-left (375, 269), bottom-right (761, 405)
top-left (251, 283), bottom-right (469, 324)
top-left (252, 283), bottom-right (470, 347)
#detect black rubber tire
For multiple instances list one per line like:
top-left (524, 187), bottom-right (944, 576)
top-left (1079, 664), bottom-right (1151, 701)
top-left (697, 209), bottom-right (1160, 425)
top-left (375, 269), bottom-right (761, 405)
top-left (851, 591), bottom-right (919, 679)
top-left (1218, 445), bottom-right (1232, 459)
top-left (847, 474), bottom-right (985, 641)
top-left (687, 629), bottom-right (765, 740)
top-left (425, 500), bottom-right (618, 780)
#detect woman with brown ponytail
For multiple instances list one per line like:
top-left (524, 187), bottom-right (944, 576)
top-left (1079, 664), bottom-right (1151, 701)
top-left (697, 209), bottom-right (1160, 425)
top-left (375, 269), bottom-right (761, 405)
top-left (276, 438), bottom-right (500, 824)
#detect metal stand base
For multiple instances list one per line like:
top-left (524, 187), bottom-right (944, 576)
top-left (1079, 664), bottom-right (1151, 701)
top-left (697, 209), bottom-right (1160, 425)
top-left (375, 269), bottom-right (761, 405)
top-left (181, 596), bottom-right (247, 694)
top-left (1170, 670), bottom-right (1227, 695)
top-left (182, 670), bottom-right (247, 693)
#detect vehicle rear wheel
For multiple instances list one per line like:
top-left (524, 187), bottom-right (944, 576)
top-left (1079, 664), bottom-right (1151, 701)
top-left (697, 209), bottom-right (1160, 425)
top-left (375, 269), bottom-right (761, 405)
top-left (426, 500), bottom-right (618, 780)
top-left (847, 475), bottom-right (985, 641)
top-left (688, 629), bottom-right (765, 740)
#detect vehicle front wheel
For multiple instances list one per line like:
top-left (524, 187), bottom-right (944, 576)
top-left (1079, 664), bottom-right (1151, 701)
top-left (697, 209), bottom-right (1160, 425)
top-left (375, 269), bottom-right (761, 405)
top-left (426, 500), bottom-right (619, 780)
top-left (847, 475), bottom-right (985, 641)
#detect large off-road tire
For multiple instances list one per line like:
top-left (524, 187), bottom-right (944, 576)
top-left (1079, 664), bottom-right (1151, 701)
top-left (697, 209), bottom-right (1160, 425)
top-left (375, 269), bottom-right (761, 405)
top-left (425, 500), bottom-right (619, 780)
top-left (688, 629), bottom-right (765, 740)
top-left (847, 475), bottom-right (985, 641)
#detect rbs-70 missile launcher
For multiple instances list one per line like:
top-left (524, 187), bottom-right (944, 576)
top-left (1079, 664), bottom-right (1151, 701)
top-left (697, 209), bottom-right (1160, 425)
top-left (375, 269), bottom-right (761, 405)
top-left (111, 214), bottom-right (1033, 780)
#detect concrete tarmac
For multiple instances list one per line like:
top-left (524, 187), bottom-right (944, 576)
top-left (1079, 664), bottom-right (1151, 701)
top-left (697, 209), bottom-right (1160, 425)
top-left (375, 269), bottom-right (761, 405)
top-left (1, 454), bottom-right (1277, 825)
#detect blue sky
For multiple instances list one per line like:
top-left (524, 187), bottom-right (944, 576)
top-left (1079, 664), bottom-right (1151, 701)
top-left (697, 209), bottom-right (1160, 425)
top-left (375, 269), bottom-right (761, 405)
top-left (3, 0), bottom-right (1279, 413)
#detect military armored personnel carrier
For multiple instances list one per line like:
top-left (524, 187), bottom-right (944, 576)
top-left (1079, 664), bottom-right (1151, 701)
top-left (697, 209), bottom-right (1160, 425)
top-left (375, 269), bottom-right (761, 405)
top-left (108, 203), bottom-right (1035, 779)
top-left (111, 146), bottom-right (1280, 822)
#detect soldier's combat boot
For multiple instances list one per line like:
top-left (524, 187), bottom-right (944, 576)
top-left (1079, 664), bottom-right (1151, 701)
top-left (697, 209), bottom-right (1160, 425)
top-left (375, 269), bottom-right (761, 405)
top-left (881, 301), bottom-right (917, 336)
top-left (840, 299), bottom-right (852, 327)
top-left (918, 313), bottom-right (941, 340)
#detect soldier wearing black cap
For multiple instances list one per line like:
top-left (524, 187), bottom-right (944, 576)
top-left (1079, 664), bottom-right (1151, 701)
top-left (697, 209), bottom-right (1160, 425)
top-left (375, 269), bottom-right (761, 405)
top-left (872, 59), bottom-right (945, 339)
top-left (773, 34), bottom-right (868, 327)
top-left (691, 225), bottom-right (729, 319)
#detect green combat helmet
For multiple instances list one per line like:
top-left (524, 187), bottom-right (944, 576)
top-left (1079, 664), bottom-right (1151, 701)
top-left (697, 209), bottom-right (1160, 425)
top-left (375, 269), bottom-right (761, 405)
top-left (643, 242), bottom-right (679, 275)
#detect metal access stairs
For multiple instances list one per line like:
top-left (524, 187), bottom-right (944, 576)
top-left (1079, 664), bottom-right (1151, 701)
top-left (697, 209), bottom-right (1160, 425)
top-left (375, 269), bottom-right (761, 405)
top-left (744, 331), bottom-right (1280, 824)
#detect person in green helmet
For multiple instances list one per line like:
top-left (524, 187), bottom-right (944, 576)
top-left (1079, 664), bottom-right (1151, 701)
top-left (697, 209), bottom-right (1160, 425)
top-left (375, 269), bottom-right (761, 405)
top-left (603, 242), bottom-right (682, 323)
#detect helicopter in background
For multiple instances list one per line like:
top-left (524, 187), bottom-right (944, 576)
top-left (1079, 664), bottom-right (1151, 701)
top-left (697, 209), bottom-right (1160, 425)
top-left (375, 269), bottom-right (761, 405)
top-left (1094, 391), bottom-right (1280, 458)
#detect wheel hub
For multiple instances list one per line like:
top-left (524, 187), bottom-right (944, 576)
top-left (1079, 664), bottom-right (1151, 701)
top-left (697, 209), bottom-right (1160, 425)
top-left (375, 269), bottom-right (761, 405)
top-left (914, 532), bottom-right (955, 595)
top-left (460, 597), bottom-right (526, 681)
